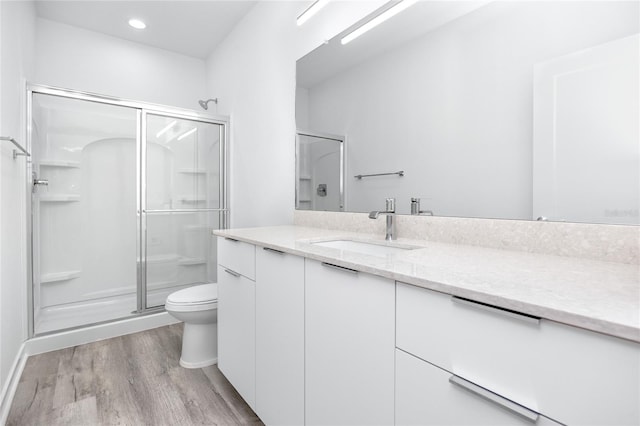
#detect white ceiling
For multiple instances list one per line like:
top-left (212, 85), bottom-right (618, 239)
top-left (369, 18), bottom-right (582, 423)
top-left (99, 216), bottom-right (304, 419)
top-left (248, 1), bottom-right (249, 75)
top-left (35, 1), bottom-right (258, 59)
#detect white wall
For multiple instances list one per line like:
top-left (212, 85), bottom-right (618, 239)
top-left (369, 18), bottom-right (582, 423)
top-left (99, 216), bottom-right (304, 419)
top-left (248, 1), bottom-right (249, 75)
top-left (35, 18), bottom-right (207, 110)
top-left (205, 0), bottom-right (386, 228)
top-left (0, 0), bottom-right (35, 403)
top-left (303, 1), bottom-right (639, 218)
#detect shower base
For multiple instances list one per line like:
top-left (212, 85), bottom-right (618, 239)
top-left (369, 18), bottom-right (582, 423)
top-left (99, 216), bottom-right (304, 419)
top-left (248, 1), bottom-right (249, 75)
top-left (34, 283), bottom-right (194, 335)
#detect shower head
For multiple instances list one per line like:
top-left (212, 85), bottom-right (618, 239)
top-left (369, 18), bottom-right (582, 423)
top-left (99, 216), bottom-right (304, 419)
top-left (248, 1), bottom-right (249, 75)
top-left (198, 98), bottom-right (218, 110)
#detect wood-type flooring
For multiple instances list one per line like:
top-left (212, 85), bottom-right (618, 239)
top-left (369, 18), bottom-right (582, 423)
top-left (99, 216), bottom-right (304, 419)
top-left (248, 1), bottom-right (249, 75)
top-left (6, 324), bottom-right (263, 425)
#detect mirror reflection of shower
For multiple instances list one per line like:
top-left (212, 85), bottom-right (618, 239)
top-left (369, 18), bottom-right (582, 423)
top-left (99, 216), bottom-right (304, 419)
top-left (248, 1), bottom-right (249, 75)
top-left (296, 131), bottom-right (344, 212)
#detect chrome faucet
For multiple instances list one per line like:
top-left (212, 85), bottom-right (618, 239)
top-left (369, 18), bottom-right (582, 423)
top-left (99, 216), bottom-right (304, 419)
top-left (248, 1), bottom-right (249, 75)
top-left (369, 198), bottom-right (396, 241)
top-left (410, 197), bottom-right (433, 216)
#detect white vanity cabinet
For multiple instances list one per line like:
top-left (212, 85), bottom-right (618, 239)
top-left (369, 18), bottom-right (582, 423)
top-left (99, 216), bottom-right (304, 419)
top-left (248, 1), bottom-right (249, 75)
top-left (255, 247), bottom-right (305, 426)
top-left (396, 282), bottom-right (640, 426)
top-left (304, 259), bottom-right (395, 426)
top-left (217, 237), bottom-right (256, 409)
top-left (216, 233), bottom-right (639, 426)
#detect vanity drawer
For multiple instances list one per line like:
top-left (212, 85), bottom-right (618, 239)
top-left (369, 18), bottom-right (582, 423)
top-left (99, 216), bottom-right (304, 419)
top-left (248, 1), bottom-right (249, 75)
top-left (396, 282), bottom-right (640, 425)
top-left (217, 237), bottom-right (255, 280)
top-left (396, 282), bottom-right (540, 410)
top-left (534, 321), bottom-right (640, 425)
top-left (396, 349), bottom-right (562, 426)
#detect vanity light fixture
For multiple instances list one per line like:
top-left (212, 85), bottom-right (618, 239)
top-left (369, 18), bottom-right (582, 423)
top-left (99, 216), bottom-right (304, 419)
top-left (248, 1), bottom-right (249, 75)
top-left (297, 0), bottom-right (330, 26)
top-left (156, 120), bottom-right (177, 138)
top-left (177, 127), bottom-right (197, 141)
top-left (341, 0), bottom-right (418, 45)
top-left (128, 18), bottom-right (146, 30)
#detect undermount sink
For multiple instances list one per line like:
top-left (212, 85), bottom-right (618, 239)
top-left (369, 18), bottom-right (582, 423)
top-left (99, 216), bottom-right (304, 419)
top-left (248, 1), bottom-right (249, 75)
top-left (311, 239), bottom-right (415, 256)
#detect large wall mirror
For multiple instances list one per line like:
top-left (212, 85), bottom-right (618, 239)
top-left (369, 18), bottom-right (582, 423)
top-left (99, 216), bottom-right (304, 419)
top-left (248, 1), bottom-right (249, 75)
top-left (295, 0), bottom-right (639, 225)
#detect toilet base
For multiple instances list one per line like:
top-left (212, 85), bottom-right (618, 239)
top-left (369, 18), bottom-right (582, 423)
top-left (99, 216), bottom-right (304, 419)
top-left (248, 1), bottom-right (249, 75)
top-left (180, 356), bottom-right (218, 369)
top-left (179, 321), bottom-right (218, 369)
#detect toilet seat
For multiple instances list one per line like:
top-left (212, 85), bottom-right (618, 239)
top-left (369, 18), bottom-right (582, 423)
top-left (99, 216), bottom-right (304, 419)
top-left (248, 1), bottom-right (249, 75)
top-left (165, 283), bottom-right (218, 312)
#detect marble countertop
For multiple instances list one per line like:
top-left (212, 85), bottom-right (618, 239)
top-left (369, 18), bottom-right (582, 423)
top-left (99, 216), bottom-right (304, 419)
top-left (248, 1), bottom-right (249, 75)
top-left (213, 226), bottom-right (640, 343)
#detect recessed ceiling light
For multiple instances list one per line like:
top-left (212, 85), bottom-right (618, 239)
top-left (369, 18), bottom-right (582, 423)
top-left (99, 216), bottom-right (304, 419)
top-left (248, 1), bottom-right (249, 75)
top-left (128, 19), bottom-right (146, 30)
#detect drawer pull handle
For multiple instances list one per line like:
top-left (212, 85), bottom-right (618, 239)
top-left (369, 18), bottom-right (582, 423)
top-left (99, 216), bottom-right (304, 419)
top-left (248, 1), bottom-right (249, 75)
top-left (451, 296), bottom-right (540, 325)
top-left (224, 237), bottom-right (239, 242)
top-left (224, 268), bottom-right (241, 278)
top-left (449, 375), bottom-right (539, 423)
top-left (321, 262), bottom-right (358, 275)
top-left (263, 247), bottom-right (285, 255)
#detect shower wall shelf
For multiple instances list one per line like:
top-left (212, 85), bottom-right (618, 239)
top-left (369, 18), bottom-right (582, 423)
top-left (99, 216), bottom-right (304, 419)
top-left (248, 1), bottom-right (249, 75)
top-left (178, 257), bottom-right (206, 266)
top-left (178, 168), bottom-right (207, 174)
top-left (185, 224), bottom-right (210, 231)
top-left (41, 270), bottom-right (81, 284)
top-left (146, 254), bottom-right (180, 264)
top-left (299, 175), bottom-right (311, 180)
top-left (40, 194), bottom-right (81, 202)
top-left (39, 160), bottom-right (81, 168)
top-left (179, 197), bottom-right (206, 203)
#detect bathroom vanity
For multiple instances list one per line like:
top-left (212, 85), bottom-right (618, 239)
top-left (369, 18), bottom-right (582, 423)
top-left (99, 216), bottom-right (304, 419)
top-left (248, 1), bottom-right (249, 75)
top-left (214, 226), bottom-right (639, 426)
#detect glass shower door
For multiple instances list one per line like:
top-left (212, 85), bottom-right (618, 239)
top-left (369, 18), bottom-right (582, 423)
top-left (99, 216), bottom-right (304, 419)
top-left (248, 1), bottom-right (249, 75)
top-left (143, 114), bottom-right (224, 309)
top-left (31, 93), bottom-right (139, 334)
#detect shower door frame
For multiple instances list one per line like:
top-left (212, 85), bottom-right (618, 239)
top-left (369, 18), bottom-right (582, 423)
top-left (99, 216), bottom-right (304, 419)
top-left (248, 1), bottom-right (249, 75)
top-left (26, 83), bottom-right (230, 338)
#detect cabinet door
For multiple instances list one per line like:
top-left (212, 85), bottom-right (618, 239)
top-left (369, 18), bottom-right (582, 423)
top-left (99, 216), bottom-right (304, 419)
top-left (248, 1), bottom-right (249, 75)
top-left (255, 248), bottom-right (304, 425)
top-left (396, 350), bottom-right (562, 426)
top-left (305, 259), bottom-right (395, 426)
top-left (217, 264), bottom-right (255, 409)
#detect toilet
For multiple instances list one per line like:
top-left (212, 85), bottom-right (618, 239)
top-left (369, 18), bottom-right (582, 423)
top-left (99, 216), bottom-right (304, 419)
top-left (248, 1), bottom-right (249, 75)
top-left (165, 283), bottom-right (218, 368)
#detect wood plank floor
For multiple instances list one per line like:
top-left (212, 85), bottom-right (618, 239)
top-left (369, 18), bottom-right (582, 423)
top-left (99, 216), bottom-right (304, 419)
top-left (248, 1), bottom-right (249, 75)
top-left (7, 324), bottom-right (263, 426)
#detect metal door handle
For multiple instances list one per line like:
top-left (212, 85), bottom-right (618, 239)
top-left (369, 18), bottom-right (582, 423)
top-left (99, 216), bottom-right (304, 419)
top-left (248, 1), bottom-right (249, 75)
top-left (263, 247), bottom-right (285, 255)
top-left (451, 296), bottom-right (540, 325)
top-left (321, 262), bottom-right (358, 275)
top-left (224, 268), bottom-right (241, 278)
top-left (449, 375), bottom-right (539, 423)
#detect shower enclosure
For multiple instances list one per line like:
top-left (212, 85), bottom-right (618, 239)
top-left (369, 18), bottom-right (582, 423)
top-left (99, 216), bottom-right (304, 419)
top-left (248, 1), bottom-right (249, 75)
top-left (27, 85), bottom-right (228, 336)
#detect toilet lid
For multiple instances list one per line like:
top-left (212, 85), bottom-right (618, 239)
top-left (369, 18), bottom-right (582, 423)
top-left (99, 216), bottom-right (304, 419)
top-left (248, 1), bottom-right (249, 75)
top-left (166, 283), bottom-right (218, 305)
